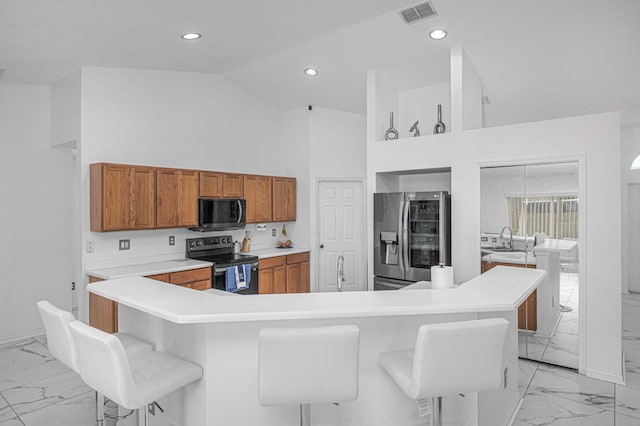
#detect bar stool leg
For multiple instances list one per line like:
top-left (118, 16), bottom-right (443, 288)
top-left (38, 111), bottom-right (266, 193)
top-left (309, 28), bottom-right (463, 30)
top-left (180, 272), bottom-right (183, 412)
top-left (138, 405), bottom-right (150, 426)
top-left (431, 397), bottom-right (442, 426)
top-left (95, 391), bottom-right (104, 424)
top-left (300, 403), bottom-right (311, 426)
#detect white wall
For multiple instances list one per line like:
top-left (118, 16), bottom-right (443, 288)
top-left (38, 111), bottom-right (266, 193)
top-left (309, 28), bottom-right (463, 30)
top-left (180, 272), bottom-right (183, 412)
top-left (51, 69), bottom-right (81, 148)
top-left (461, 49), bottom-right (484, 131)
top-left (0, 85), bottom-right (73, 343)
top-left (307, 107), bottom-right (367, 291)
top-left (398, 83), bottom-right (450, 138)
top-left (77, 67), bottom-right (295, 319)
top-left (367, 112), bottom-right (622, 383)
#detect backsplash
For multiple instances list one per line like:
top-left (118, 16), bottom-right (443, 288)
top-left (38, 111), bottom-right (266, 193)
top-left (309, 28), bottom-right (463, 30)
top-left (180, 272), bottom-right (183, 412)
top-left (84, 222), bottom-right (299, 270)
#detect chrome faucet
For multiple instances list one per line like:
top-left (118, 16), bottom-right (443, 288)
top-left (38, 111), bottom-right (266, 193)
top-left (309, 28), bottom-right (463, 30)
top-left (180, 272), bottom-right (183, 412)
top-left (500, 226), bottom-right (514, 248)
top-left (337, 256), bottom-right (345, 292)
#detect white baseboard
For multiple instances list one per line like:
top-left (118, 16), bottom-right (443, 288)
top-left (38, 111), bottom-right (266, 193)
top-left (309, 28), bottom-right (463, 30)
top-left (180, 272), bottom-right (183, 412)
top-left (585, 366), bottom-right (625, 385)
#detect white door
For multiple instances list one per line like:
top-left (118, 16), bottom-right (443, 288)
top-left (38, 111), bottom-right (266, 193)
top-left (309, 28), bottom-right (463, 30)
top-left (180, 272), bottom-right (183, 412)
top-left (317, 180), bottom-right (366, 292)
top-left (629, 184), bottom-right (640, 292)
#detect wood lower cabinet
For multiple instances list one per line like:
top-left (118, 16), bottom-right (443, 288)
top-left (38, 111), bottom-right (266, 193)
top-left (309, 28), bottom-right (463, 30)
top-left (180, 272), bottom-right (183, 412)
top-left (90, 163), bottom-right (156, 232)
top-left (259, 252), bottom-right (310, 294)
top-left (88, 267), bottom-right (211, 333)
top-left (244, 175), bottom-right (272, 223)
top-left (482, 260), bottom-right (537, 331)
top-left (156, 168), bottom-right (199, 228)
top-left (258, 256), bottom-right (286, 294)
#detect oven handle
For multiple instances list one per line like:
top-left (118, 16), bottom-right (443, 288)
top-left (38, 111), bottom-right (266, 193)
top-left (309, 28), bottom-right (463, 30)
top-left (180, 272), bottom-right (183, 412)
top-left (214, 262), bottom-right (259, 275)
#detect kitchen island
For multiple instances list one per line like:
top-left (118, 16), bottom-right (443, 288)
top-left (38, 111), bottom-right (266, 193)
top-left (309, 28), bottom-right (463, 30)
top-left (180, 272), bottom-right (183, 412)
top-left (88, 266), bottom-right (545, 426)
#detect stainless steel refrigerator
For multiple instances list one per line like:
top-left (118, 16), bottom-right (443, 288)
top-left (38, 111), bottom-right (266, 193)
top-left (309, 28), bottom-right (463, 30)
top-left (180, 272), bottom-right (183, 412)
top-left (374, 191), bottom-right (451, 290)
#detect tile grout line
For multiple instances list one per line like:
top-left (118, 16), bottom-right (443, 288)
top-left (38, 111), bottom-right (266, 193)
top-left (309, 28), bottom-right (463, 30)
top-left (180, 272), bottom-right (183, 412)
top-left (0, 391), bottom-right (22, 424)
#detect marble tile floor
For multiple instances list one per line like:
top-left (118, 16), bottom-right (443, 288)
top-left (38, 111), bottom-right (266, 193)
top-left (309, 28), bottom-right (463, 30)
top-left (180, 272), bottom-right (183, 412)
top-left (0, 291), bottom-right (637, 426)
top-left (519, 272), bottom-right (580, 369)
top-left (515, 291), bottom-right (640, 425)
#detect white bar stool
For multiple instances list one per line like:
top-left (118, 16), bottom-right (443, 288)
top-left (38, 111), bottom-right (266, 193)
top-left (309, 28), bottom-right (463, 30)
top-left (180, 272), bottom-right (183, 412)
top-left (69, 320), bottom-right (203, 426)
top-left (378, 318), bottom-right (509, 426)
top-left (36, 300), bottom-right (154, 423)
top-left (259, 325), bottom-right (360, 426)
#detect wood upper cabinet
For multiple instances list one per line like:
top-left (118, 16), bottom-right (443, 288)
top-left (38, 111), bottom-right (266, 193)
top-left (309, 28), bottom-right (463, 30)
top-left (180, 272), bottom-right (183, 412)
top-left (222, 173), bottom-right (244, 198)
top-left (284, 178), bottom-right (297, 221)
top-left (272, 177), bottom-right (285, 222)
top-left (199, 171), bottom-right (223, 197)
top-left (272, 177), bottom-right (297, 222)
top-left (156, 168), bottom-right (199, 228)
top-left (90, 163), bottom-right (156, 232)
top-left (244, 175), bottom-right (272, 223)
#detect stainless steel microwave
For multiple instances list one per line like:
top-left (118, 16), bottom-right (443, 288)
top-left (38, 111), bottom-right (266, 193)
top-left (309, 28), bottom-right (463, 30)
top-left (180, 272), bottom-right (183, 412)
top-left (190, 198), bottom-right (246, 232)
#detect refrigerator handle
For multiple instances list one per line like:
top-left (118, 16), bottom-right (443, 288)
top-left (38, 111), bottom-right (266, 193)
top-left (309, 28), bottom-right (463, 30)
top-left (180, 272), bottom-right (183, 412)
top-left (397, 196), bottom-right (405, 272)
top-left (402, 199), bottom-right (410, 273)
top-left (439, 191), bottom-right (447, 264)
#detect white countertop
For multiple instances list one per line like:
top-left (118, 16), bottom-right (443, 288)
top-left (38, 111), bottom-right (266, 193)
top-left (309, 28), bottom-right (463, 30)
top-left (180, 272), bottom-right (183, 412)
top-left (533, 239), bottom-right (578, 254)
top-left (88, 266), bottom-right (545, 324)
top-left (87, 259), bottom-right (213, 280)
top-left (247, 247), bottom-right (310, 259)
top-left (482, 251), bottom-right (537, 265)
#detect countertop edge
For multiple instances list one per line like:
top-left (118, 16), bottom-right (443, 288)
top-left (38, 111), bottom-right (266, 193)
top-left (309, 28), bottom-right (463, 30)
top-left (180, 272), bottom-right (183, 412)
top-left (87, 260), bottom-right (213, 280)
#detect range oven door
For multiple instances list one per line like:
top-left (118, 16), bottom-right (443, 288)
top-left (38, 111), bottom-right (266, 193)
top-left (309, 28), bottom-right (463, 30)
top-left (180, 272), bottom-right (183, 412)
top-left (213, 262), bottom-right (259, 294)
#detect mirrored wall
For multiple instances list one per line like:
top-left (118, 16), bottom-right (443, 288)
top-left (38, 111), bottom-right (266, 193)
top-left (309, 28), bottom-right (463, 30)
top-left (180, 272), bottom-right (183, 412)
top-left (480, 162), bottom-right (580, 376)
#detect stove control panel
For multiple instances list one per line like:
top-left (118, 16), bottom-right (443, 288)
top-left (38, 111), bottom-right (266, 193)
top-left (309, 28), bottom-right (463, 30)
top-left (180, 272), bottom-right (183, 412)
top-left (186, 236), bottom-right (233, 251)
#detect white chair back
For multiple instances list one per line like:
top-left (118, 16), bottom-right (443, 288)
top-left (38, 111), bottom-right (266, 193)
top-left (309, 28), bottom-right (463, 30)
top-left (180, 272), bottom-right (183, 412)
top-left (410, 318), bottom-right (509, 399)
top-left (36, 300), bottom-right (79, 373)
top-left (68, 320), bottom-right (136, 408)
top-left (259, 325), bottom-right (360, 406)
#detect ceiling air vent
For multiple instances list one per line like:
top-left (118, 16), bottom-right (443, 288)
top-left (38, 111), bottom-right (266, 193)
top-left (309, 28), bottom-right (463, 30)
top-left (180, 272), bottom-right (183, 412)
top-left (399, 1), bottom-right (438, 25)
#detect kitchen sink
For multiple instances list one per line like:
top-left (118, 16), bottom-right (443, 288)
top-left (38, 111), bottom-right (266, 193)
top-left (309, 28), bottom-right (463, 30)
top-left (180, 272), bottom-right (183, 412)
top-left (481, 246), bottom-right (526, 253)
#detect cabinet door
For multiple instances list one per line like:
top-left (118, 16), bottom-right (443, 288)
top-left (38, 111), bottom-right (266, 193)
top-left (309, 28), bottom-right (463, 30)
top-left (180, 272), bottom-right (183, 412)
top-left (146, 273), bottom-right (170, 282)
top-left (272, 177), bottom-right (285, 222)
top-left (284, 178), bottom-right (297, 221)
top-left (299, 261), bottom-right (310, 293)
top-left (156, 169), bottom-right (179, 227)
top-left (94, 164), bottom-right (130, 231)
top-left (88, 276), bottom-right (118, 333)
top-left (178, 170), bottom-right (198, 226)
top-left (157, 169), bottom-right (198, 228)
top-left (257, 176), bottom-right (272, 222)
top-left (243, 175), bottom-right (258, 223)
top-left (273, 265), bottom-right (286, 294)
top-left (199, 171), bottom-right (223, 197)
top-left (286, 263), bottom-right (301, 293)
top-left (223, 173), bottom-right (244, 198)
top-left (259, 267), bottom-right (274, 294)
top-left (131, 166), bottom-right (156, 229)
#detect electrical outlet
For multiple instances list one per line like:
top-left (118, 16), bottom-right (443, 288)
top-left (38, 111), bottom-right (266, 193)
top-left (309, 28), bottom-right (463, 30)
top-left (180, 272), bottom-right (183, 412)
top-left (71, 282), bottom-right (75, 291)
top-left (257, 224), bottom-right (266, 231)
top-left (169, 235), bottom-right (175, 246)
top-left (272, 229), bottom-right (276, 237)
top-left (504, 367), bottom-right (508, 388)
top-left (86, 241), bottom-right (94, 254)
top-left (119, 239), bottom-right (130, 250)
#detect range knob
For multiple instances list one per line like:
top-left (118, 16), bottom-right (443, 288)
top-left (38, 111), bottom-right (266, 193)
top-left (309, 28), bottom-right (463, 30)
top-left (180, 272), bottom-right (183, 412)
top-left (222, 237), bottom-right (228, 243)
top-left (196, 240), bottom-right (202, 246)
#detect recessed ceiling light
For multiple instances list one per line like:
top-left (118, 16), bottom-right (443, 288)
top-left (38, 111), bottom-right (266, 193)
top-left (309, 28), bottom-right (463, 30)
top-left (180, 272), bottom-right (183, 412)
top-left (304, 68), bottom-right (319, 77)
top-left (429, 29), bottom-right (447, 40)
top-left (181, 33), bottom-right (201, 40)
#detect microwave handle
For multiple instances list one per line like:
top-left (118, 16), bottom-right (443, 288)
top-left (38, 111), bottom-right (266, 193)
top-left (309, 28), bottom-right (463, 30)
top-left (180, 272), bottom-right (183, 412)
top-left (236, 199), bottom-right (243, 223)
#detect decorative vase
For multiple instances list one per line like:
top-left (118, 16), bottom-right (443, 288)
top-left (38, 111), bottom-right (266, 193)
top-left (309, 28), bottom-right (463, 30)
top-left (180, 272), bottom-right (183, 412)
top-left (384, 112), bottom-right (399, 140)
top-left (433, 104), bottom-right (446, 134)
top-left (409, 120), bottom-right (420, 137)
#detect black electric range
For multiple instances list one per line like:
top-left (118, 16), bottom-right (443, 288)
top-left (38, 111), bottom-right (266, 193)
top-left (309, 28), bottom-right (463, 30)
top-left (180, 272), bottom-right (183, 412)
top-left (186, 236), bottom-right (259, 294)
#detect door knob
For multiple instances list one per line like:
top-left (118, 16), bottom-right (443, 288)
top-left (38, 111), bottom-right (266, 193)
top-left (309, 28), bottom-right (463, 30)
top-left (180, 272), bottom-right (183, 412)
top-left (320, 244), bottom-right (324, 248)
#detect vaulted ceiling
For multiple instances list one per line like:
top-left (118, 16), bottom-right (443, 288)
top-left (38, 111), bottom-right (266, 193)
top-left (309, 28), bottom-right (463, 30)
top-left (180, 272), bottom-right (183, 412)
top-left (1, 0), bottom-right (638, 127)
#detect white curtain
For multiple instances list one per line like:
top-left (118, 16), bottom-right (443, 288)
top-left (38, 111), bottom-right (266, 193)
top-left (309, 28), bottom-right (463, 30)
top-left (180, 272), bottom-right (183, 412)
top-left (506, 195), bottom-right (578, 239)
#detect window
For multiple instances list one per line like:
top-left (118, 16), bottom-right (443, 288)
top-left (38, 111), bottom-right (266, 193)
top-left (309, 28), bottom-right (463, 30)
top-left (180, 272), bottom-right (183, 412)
top-left (507, 195), bottom-right (578, 239)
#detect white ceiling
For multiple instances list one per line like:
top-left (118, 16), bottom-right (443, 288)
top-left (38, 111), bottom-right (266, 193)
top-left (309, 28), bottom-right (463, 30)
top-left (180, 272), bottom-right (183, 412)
top-left (2, 0), bottom-right (639, 127)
